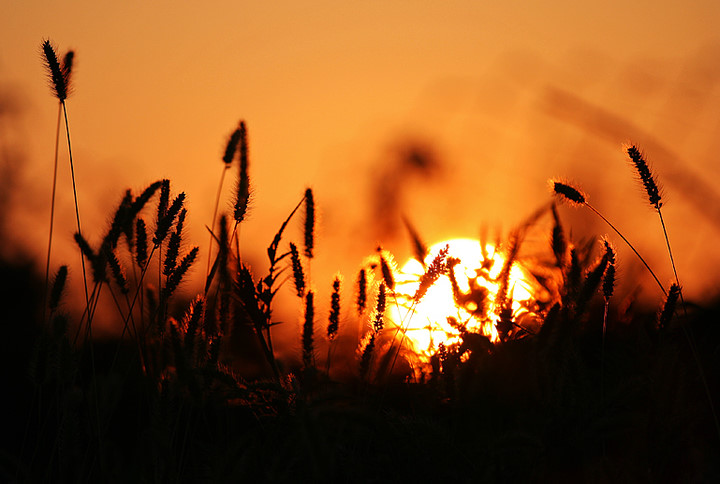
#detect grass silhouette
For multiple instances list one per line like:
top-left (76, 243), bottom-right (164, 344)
top-left (2, 40), bottom-right (719, 482)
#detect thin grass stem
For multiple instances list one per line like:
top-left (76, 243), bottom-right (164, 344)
top-left (585, 203), bottom-right (666, 295)
top-left (43, 103), bottom-right (63, 325)
top-left (61, 102), bottom-right (91, 315)
top-left (206, 167), bottom-right (229, 277)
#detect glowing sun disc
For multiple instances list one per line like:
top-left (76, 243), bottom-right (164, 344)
top-left (391, 238), bottom-right (536, 360)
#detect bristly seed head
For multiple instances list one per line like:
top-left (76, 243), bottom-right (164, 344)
top-left (602, 239), bottom-right (616, 302)
top-left (61, 51), bottom-right (74, 91)
top-left (627, 145), bottom-right (662, 210)
top-left (372, 283), bottom-right (387, 333)
top-left (41, 39), bottom-right (67, 101)
top-left (49, 265), bottom-right (68, 311)
top-left (135, 218), bottom-right (148, 268)
top-left (327, 276), bottom-right (341, 340)
top-left (377, 248), bottom-right (396, 291)
top-left (357, 268), bottom-right (367, 315)
top-left (289, 242), bottom-right (306, 298)
top-left (304, 188), bottom-right (315, 259)
top-left (222, 125), bottom-right (243, 166)
top-left (154, 192), bottom-right (185, 247)
top-left (413, 245), bottom-right (449, 302)
top-left (233, 122), bottom-right (250, 223)
top-left (658, 283), bottom-right (681, 330)
top-left (551, 180), bottom-right (586, 205)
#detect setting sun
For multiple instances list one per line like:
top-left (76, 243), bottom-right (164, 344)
top-left (391, 238), bottom-right (540, 360)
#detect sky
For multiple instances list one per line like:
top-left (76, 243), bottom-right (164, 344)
top-left (2, 1), bottom-right (720, 339)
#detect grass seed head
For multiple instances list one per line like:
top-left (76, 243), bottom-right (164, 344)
top-left (49, 265), bottom-right (68, 311)
top-left (289, 242), bottom-right (306, 298)
top-left (61, 50), bottom-right (74, 95)
top-left (658, 283), bottom-right (681, 330)
top-left (373, 283), bottom-right (387, 333)
top-left (154, 192), bottom-right (185, 247)
top-left (377, 248), bottom-right (396, 291)
top-left (223, 125), bottom-right (243, 166)
top-left (357, 268), bottom-right (367, 315)
top-left (627, 145), bottom-right (662, 210)
top-left (41, 39), bottom-right (67, 101)
top-left (105, 246), bottom-right (129, 294)
top-left (327, 276), bottom-right (341, 340)
top-left (413, 244), bottom-right (449, 302)
top-left (551, 180), bottom-right (586, 205)
top-left (359, 332), bottom-right (376, 379)
top-left (304, 188), bottom-right (315, 259)
top-left (135, 218), bottom-right (148, 268)
top-left (234, 121), bottom-right (250, 223)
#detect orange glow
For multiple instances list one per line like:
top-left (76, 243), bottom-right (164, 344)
top-left (391, 239), bottom-right (538, 360)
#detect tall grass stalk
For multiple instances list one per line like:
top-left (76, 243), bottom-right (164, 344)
top-left (43, 104), bottom-right (62, 325)
top-left (626, 145), bottom-right (720, 441)
top-left (384, 246), bottom-right (449, 380)
top-left (626, 146), bottom-right (682, 298)
top-left (206, 123), bottom-right (243, 277)
top-left (41, 41), bottom-right (90, 321)
top-left (552, 180), bottom-right (666, 295)
top-left (42, 42), bottom-right (102, 472)
top-left (326, 275), bottom-right (341, 376)
top-left (303, 291), bottom-right (315, 369)
top-left (42, 41), bottom-right (90, 314)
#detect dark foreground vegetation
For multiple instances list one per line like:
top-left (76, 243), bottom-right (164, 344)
top-left (2, 250), bottom-right (719, 482)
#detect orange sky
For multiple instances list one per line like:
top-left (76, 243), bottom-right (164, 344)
top-left (2, 2), bottom-right (720, 337)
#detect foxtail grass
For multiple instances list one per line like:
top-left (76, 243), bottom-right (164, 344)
top-left (600, 239), bottom-right (615, 448)
top-left (384, 245), bottom-right (451, 380)
top-left (206, 122), bottom-right (243, 276)
top-left (359, 283), bottom-right (387, 380)
top-left (402, 216), bottom-right (428, 268)
top-left (412, 244), bottom-right (449, 302)
top-left (626, 146), bottom-right (682, 299)
top-left (304, 188), bottom-right (315, 259)
top-left (601, 240), bottom-right (616, 381)
top-left (625, 145), bottom-right (720, 440)
top-left (233, 121), bottom-right (250, 224)
top-left (303, 291), bottom-right (315, 369)
top-left (41, 40), bottom-right (89, 325)
top-left (377, 247), bottom-right (396, 291)
top-left (356, 268), bottom-right (367, 315)
top-left (552, 180), bottom-right (666, 295)
top-left (326, 275), bottom-right (341, 375)
top-left (657, 283), bottom-right (681, 331)
top-left (289, 242), bottom-right (306, 298)
top-left (48, 265), bottom-right (68, 314)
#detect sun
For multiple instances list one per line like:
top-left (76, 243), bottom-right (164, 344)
top-left (390, 238), bottom-right (539, 360)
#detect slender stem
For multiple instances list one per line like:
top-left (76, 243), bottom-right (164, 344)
top-left (384, 296), bottom-right (419, 381)
top-left (73, 282), bottom-right (100, 346)
top-left (657, 210), bottom-right (680, 290)
top-left (43, 103), bottom-right (63, 325)
top-left (125, 245), bottom-right (159, 339)
top-left (206, 167), bottom-right (228, 277)
top-left (585, 203), bottom-right (666, 295)
top-left (61, 101), bottom-right (90, 312)
top-left (658, 208), bottom-right (720, 441)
